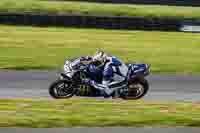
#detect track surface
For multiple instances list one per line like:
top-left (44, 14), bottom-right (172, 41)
top-left (0, 70), bottom-right (200, 101)
top-left (1, 127), bottom-right (200, 133)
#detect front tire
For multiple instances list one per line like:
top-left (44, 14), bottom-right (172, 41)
top-left (121, 78), bottom-right (149, 100)
top-left (49, 80), bottom-right (75, 99)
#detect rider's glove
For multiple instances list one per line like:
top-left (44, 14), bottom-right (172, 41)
top-left (82, 79), bottom-right (91, 85)
top-left (82, 79), bottom-right (95, 86)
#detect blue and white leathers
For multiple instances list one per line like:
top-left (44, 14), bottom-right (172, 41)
top-left (64, 56), bottom-right (128, 96)
top-left (88, 56), bottom-right (128, 96)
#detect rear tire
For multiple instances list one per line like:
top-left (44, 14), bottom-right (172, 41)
top-left (49, 80), bottom-right (75, 99)
top-left (121, 78), bottom-right (149, 100)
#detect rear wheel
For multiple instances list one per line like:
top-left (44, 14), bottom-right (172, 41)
top-left (121, 78), bottom-right (149, 100)
top-left (49, 80), bottom-right (75, 99)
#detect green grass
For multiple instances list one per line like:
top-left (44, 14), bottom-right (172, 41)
top-left (0, 25), bottom-right (200, 74)
top-left (0, 0), bottom-right (200, 19)
top-left (0, 98), bottom-right (200, 127)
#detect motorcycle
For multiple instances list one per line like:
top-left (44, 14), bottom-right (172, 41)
top-left (49, 58), bottom-right (150, 100)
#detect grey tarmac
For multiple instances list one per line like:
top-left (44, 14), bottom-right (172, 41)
top-left (0, 70), bottom-right (200, 132)
top-left (0, 70), bottom-right (200, 101)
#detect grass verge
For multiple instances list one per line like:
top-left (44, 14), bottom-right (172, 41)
top-left (0, 98), bottom-right (200, 127)
top-left (0, 0), bottom-right (200, 19)
top-left (0, 25), bottom-right (200, 74)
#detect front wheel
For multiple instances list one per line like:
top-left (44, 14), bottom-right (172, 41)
top-left (49, 79), bottom-right (75, 99)
top-left (121, 78), bottom-right (149, 100)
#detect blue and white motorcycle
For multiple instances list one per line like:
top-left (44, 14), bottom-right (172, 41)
top-left (49, 58), bottom-right (150, 100)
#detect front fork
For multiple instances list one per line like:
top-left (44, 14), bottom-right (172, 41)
top-left (59, 73), bottom-right (71, 80)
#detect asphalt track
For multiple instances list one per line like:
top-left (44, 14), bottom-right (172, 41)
top-left (0, 70), bottom-right (200, 101)
top-left (1, 71), bottom-right (200, 132)
top-left (1, 127), bottom-right (200, 133)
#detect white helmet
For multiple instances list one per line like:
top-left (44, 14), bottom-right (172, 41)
top-left (92, 50), bottom-right (107, 66)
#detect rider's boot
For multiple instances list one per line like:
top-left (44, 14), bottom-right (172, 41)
top-left (103, 88), bottom-right (113, 98)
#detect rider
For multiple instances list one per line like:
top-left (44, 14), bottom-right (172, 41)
top-left (81, 50), bottom-right (128, 97)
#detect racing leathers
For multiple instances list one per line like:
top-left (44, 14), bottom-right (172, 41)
top-left (85, 56), bottom-right (128, 96)
top-left (64, 56), bottom-right (128, 96)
